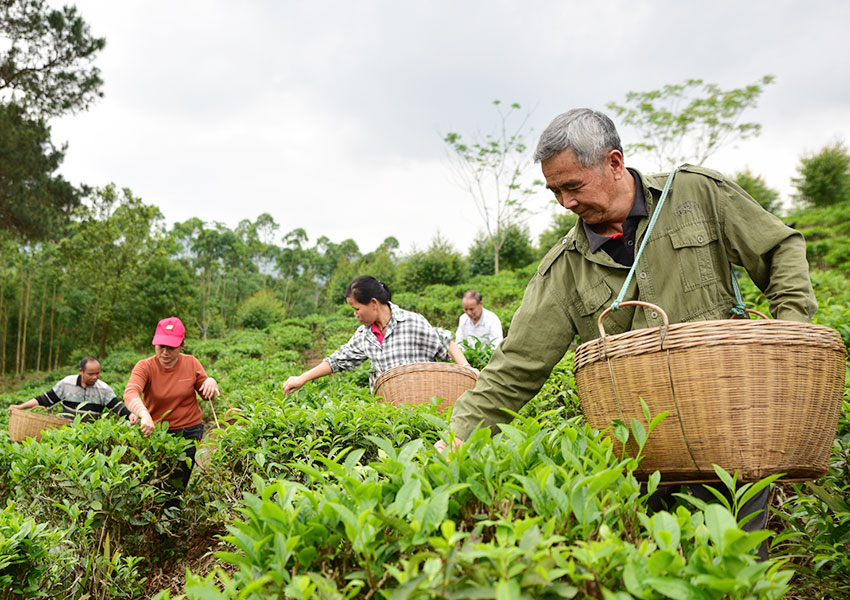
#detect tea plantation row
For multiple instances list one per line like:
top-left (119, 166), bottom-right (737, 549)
top-left (0, 271), bottom-right (848, 599)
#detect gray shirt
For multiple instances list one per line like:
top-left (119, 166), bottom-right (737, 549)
top-left (36, 375), bottom-right (131, 420)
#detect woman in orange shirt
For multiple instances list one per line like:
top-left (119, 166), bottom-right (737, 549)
top-left (124, 317), bottom-right (220, 489)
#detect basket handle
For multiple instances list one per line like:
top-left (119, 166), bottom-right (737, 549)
top-left (729, 308), bottom-right (769, 320)
top-left (597, 300), bottom-right (669, 340)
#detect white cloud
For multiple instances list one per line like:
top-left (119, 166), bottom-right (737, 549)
top-left (48, 0), bottom-right (850, 254)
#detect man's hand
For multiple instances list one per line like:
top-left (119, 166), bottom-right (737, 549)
top-left (139, 413), bottom-right (155, 436)
top-left (9, 399), bottom-right (38, 411)
top-left (128, 413), bottom-right (138, 425)
top-left (434, 435), bottom-right (464, 454)
top-left (199, 377), bottom-right (220, 402)
top-left (283, 375), bottom-right (306, 395)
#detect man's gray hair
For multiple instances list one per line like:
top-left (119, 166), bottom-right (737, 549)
top-left (533, 108), bottom-right (623, 166)
top-left (462, 290), bottom-right (482, 304)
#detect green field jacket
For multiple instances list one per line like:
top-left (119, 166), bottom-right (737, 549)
top-left (450, 164), bottom-right (817, 440)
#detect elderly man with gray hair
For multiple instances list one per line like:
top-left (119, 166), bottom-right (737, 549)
top-left (437, 108), bottom-right (817, 559)
top-left (456, 290), bottom-right (503, 348)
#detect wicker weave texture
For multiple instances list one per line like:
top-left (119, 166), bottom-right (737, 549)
top-left (8, 408), bottom-right (71, 442)
top-left (575, 319), bottom-right (846, 483)
top-left (374, 362), bottom-right (478, 412)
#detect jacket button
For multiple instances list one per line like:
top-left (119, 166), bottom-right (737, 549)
top-left (650, 311), bottom-right (658, 319)
top-left (639, 272), bottom-right (647, 279)
top-left (697, 235), bottom-right (704, 243)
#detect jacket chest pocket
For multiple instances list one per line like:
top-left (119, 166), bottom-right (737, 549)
top-left (668, 224), bottom-right (721, 292)
top-left (568, 279), bottom-right (629, 339)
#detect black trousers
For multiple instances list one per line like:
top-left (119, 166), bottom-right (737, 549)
top-left (167, 423), bottom-right (205, 491)
top-left (647, 482), bottom-right (771, 560)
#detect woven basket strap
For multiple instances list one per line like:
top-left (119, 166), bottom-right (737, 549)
top-left (728, 264), bottom-right (748, 317)
top-left (605, 357), bottom-right (641, 458)
top-left (611, 168), bottom-right (678, 312)
top-left (664, 349), bottom-right (702, 474)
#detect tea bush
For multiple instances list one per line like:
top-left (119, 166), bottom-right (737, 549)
top-left (158, 413), bottom-right (794, 599)
top-left (0, 503), bottom-right (70, 599)
top-left (0, 264), bottom-right (847, 599)
top-left (3, 419), bottom-right (194, 598)
top-left (770, 392), bottom-right (850, 598)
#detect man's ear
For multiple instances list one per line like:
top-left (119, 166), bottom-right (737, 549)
top-left (607, 149), bottom-right (626, 179)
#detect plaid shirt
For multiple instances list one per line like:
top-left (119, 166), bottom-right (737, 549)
top-left (36, 375), bottom-right (132, 421)
top-left (325, 302), bottom-right (452, 391)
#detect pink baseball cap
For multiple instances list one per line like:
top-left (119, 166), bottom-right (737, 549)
top-left (151, 317), bottom-right (186, 346)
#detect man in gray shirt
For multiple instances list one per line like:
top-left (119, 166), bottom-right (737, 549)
top-left (10, 356), bottom-right (137, 422)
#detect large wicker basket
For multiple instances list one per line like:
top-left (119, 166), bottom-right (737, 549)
top-left (574, 301), bottom-right (846, 483)
top-left (8, 407), bottom-right (71, 442)
top-left (374, 362), bottom-right (478, 412)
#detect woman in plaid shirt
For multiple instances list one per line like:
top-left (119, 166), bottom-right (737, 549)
top-left (283, 276), bottom-right (474, 394)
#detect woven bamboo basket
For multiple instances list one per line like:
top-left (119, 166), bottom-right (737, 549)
top-left (8, 407), bottom-right (71, 442)
top-left (374, 362), bottom-right (478, 412)
top-left (574, 301), bottom-right (846, 483)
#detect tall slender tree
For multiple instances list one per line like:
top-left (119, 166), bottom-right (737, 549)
top-left (443, 100), bottom-right (541, 275)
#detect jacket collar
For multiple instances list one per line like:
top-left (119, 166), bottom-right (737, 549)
top-left (562, 166), bottom-right (662, 267)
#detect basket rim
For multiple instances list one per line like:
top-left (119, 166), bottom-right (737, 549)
top-left (575, 318), bottom-right (845, 369)
top-left (374, 362), bottom-right (478, 387)
top-left (8, 406), bottom-right (73, 426)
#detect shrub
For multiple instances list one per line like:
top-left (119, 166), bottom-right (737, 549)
top-left (5, 419), bottom-right (193, 597)
top-left (237, 290), bottom-right (286, 330)
top-left (265, 323), bottom-right (312, 353)
top-left (179, 414), bottom-right (794, 599)
top-left (0, 503), bottom-right (69, 599)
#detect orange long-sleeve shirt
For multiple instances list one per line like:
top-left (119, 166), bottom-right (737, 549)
top-left (123, 354), bottom-right (208, 430)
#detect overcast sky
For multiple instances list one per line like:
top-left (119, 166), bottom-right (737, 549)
top-left (50, 0), bottom-right (850, 256)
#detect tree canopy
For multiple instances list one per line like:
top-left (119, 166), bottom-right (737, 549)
top-left (443, 100), bottom-right (541, 275)
top-left (1, 0), bottom-right (106, 117)
top-left (0, 102), bottom-right (78, 239)
top-left (734, 170), bottom-right (781, 214)
top-left (606, 75), bottom-right (775, 170)
top-left (792, 140), bottom-right (850, 208)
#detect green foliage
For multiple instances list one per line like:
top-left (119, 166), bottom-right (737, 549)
top-left (185, 414), bottom-right (793, 599)
top-left (134, 253), bottom-right (195, 333)
top-left (0, 318), bottom-right (847, 599)
top-left (0, 103), bottom-right (78, 240)
top-left (607, 75), bottom-right (775, 170)
top-left (398, 234), bottom-right (468, 291)
top-left (792, 140), bottom-right (850, 208)
top-left (770, 392), bottom-right (850, 599)
top-left (393, 268), bottom-right (528, 333)
top-left (60, 185), bottom-right (167, 356)
top-left (809, 269), bottom-right (850, 347)
top-left (443, 100), bottom-right (542, 274)
top-left (524, 352), bottom-right (582, 420)
top-left (0, 0), bottom-right (105, 117)
top-left (457, 337), bottom-right (495, 371)
top-left (537, 210), bottom-right (579, 255)
top-left (733, 170), bottom-right (781, 214)
top-left (237, 289), bottom-right (286, 330)
top-left (2, 418), bottom-right (192, 598)
top-left (467, 223), bottom-right (535, 276)
top-left (786, 200), bottom-right (850, 272)
top-left (265, 322), bottom-right (312, 353)
top-left (0, 502), bottom-right (68, 599)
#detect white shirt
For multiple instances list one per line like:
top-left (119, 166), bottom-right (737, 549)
top-left (456, 306), bottom-right (503, 347)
